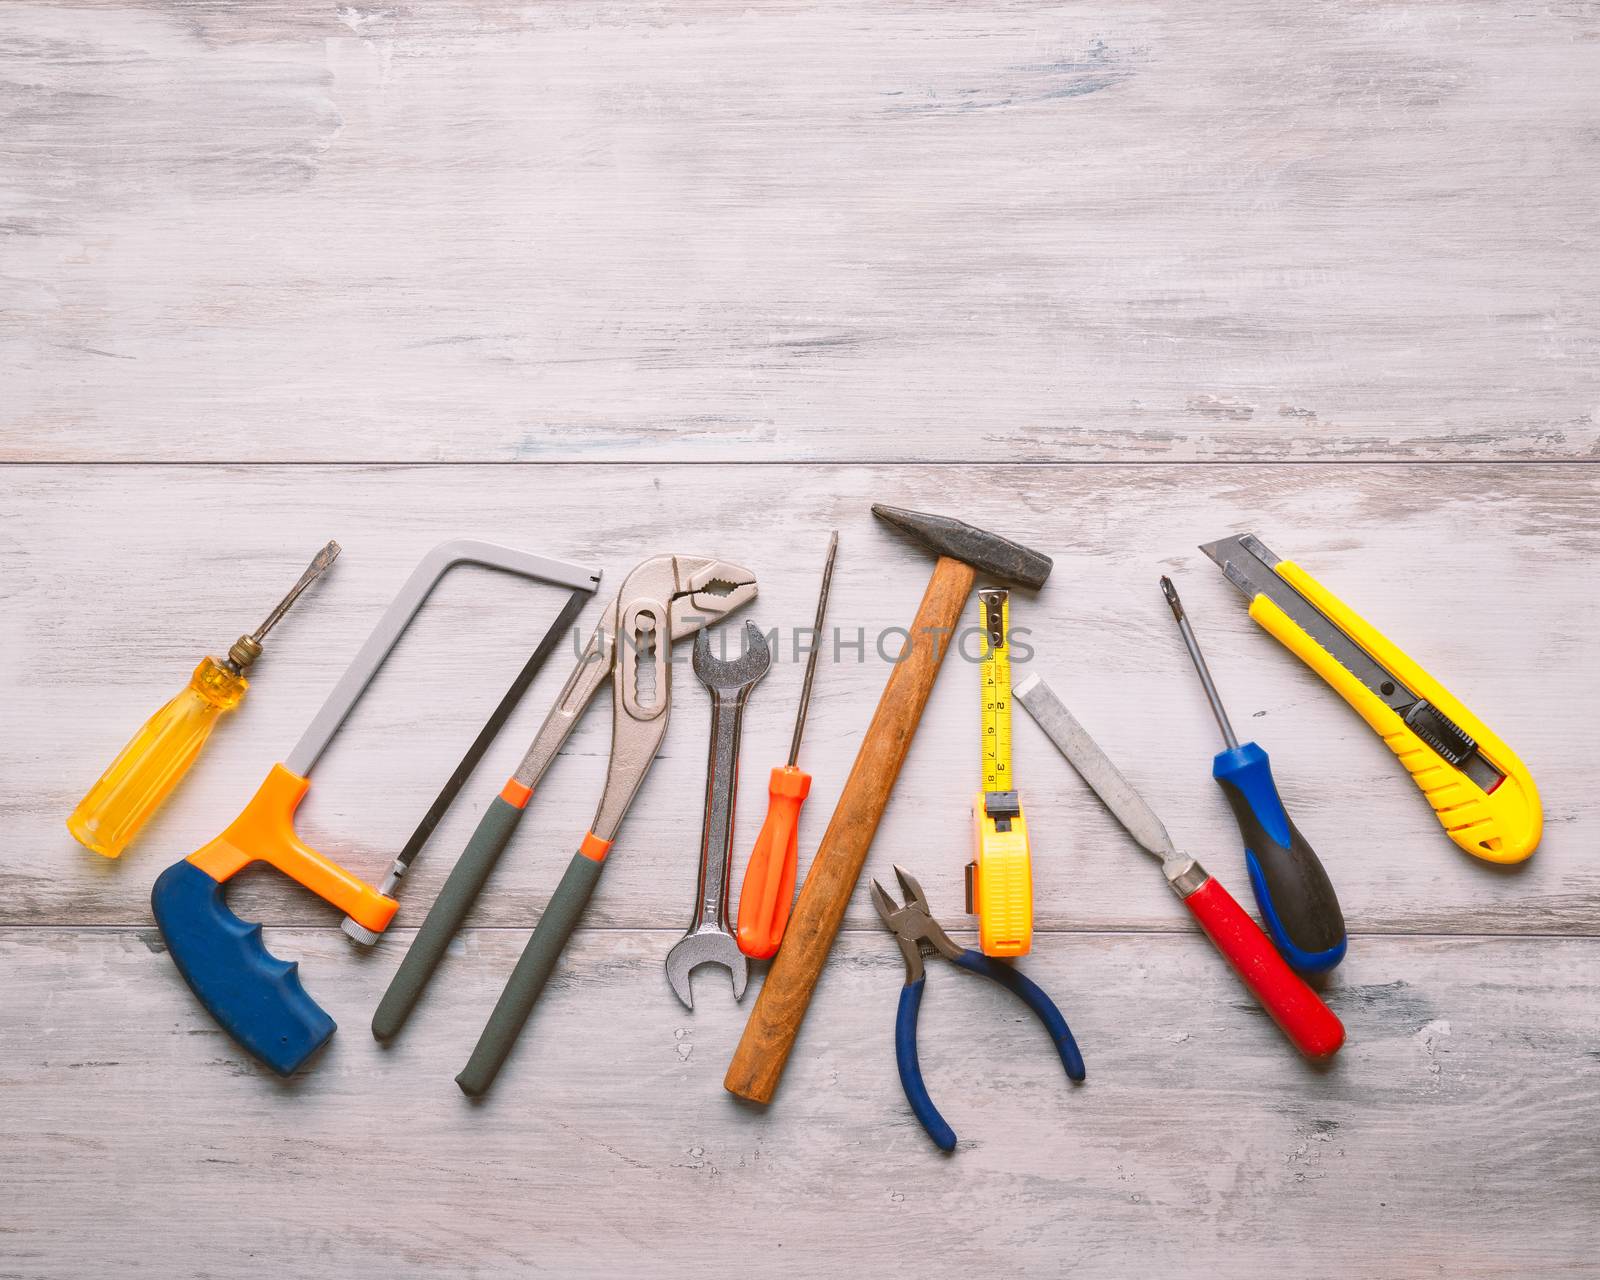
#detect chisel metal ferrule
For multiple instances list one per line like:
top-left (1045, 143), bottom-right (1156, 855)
top-left (1166, 859), bottom-right (1208, 898)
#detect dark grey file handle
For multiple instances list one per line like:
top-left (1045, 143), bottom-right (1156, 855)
top-left (372, 796), bottom-right (527, 1042)
top-left (455, 848), bottom-right (605, 1097)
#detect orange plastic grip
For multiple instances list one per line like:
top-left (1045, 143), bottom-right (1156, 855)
top-left (187, 764), bottom-right (398, 932)
top-left (735, 765), bottom-right (812, 959)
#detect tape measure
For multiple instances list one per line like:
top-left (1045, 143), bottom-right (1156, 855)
top-left (967, 588), bottom-right (1033, 956)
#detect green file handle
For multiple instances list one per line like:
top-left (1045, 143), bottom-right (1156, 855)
top-left (455, 847), bottom-right (606, 1097)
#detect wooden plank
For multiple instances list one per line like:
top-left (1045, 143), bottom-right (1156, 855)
top-left (2, 926), bottom-right (1596, 1278)
top-left (8, 462), bottom-right (1594, 934)
top-left (3, 1), bottom-right (1597, 462)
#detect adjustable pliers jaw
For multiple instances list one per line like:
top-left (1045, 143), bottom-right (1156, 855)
top-left (591, 555), bottom-right (759, 841)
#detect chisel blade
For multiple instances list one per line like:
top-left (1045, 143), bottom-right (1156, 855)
top-left (1014, 674), bottom-right (1179, 864)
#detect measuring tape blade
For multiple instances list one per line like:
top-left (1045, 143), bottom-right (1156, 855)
top-left (979, 588), bottom-right (1013, 794)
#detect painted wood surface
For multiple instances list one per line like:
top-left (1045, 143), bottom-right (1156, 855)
top-left (6, 0), bottom-right (1600, 1274)
top-left (6, 462), bottom-right (1595, 1273)
top-left (5, 928), bottom-right (1598, 1279)
top-left (4, 0), bottom-right (1599, 461)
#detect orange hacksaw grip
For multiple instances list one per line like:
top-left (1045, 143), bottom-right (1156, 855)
top-left (150, 539), bottom-right (603, 1076)
top-left (186, 764), bottom-right (397, 931)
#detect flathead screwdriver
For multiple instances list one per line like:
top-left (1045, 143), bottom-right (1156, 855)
top-left (68, 542), bottom-right (341, 858)
top-left (735, 532), bottom-right (838, 959)
top-left (1161, 576), bottom-right (1347, 972)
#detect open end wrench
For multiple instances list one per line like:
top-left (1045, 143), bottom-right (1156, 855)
top-left (666, 623), bottom-right (770, 1009)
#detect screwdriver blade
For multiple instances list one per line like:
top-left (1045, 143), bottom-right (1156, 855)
top-left (1160, 575), bottom-right (1239, 751)
top-left (252, 540), bottom-right (342, 642)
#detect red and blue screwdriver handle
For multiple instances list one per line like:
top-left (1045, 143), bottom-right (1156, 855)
top-left (1213, 742), bottom-right (1347, 973)
top-left (1170, 858), bottom-right (1345, 1058)
top-left (896, 951), bottom-right (1085, 1152)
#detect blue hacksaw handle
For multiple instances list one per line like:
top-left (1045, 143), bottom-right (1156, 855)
top-left (151, 859), bottom-right (335, 1076)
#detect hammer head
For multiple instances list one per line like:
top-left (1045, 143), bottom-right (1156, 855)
top-left (872, 504), bottom-right (1052, 589)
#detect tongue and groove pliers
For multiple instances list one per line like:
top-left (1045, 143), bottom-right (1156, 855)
top-left (871, 865), bottom-right (1085, 1153)
top-left (373, 554), bottom-right (757, 1060)
top-left (453, 553), bottom-right (759, 1096)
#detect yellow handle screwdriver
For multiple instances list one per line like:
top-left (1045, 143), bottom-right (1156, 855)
top-left (68, 541), bottom-right (340, 859)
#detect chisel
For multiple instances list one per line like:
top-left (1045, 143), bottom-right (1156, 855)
top-left (1016, 673), bottom-right (1344, 1059)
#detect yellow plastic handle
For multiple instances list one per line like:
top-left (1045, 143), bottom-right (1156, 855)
top-left (68, 657), bottom-right (247, 858)
top-left (1249, 562), bottom-right (1541, 864)
top-left (970, 792), bottom-right (1033, 956)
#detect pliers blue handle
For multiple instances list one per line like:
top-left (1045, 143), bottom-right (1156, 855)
top-left (873, 865), bottom-right (1085, 1153)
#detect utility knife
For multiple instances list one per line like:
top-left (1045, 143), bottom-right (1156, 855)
top-left (1200, 534), bottom-right (1540, 864)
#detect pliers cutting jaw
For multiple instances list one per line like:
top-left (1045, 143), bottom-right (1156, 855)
top-left (871, 866), bottom-right (962, 984)
top-left (871, 864), bottom-right (1085, 1153)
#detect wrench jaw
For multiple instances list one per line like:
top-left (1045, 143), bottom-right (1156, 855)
top-left (692, 623), bottom-right (772, 690)
top-left (664, 931), bottom-right (750, 1010)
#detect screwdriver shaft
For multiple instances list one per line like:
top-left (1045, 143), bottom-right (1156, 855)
top-left (252, 541), bottom-right (342, 642)
top-left (1160, 576), bottom-right (1238, 750)
top-left (788, 531), bottom-right (838, 767)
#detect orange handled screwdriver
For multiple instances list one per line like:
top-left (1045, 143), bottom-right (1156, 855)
top-left (736, 532), bottom-right (838, 959)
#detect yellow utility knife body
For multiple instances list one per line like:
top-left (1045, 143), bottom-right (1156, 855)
top-left (1201, 534), bottom-right (1540, 864)
top-left (967, 588), bottom-right (1033, 954)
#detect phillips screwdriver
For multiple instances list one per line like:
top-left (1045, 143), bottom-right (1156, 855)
top-left (1160, 576), bottom-right (1346, 972)
top-left (68, 541), bottom-right (341, 859)
top-left (735, 531), bottom-right (838, 959)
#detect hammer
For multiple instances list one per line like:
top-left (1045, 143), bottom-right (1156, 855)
top-left (724, 504), bottom-right (1052, 1103)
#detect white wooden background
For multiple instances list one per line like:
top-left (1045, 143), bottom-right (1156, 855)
top-left (3, 2), bottom-right (1598, 1277)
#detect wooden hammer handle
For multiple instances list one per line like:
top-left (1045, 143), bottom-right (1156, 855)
top-left (724, 556), bottom-right (978, 1103)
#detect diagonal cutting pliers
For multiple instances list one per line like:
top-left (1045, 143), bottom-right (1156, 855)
top-left (870, 865), bottom-right (1085, 1152)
